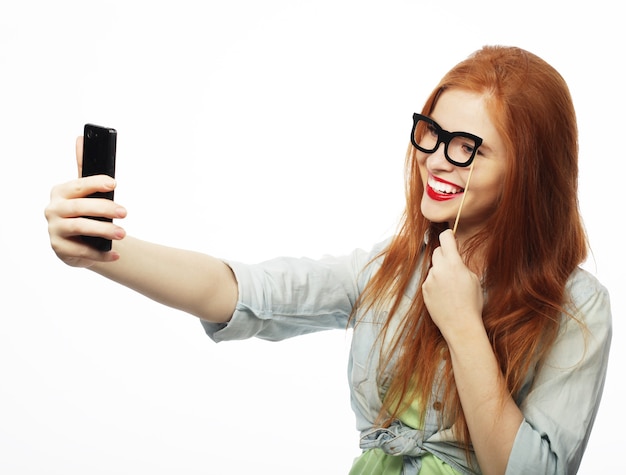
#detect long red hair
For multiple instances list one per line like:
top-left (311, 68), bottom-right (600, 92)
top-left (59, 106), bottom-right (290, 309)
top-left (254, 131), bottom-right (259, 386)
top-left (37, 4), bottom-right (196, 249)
top-left (357, 46), bottom-right (588, 449)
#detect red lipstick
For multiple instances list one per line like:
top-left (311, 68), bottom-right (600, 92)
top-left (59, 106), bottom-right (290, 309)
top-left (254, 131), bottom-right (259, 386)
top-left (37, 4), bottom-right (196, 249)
top-left (426, 174), bottom-right (464, 202)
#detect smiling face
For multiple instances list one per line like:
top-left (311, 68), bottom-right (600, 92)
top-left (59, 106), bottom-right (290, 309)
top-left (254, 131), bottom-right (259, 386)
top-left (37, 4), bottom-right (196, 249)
top-left (416, 89), bottom-right (508, 242)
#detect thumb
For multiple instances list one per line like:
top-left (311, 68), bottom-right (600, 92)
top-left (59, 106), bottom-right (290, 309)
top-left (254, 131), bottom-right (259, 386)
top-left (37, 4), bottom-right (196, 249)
top-left (439, 229), bottom-right (461, 258)
top-left (75, 135), bottom-right (84, 178)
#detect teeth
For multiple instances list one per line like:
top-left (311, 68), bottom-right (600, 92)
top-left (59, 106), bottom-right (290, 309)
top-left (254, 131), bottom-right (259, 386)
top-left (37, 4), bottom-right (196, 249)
top-left (429, 176), bottom-right (463, 194)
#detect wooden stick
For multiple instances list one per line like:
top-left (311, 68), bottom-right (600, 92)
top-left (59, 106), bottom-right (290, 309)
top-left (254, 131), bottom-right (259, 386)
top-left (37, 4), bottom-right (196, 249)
top-left (452, 160), bottom-right (475, 235)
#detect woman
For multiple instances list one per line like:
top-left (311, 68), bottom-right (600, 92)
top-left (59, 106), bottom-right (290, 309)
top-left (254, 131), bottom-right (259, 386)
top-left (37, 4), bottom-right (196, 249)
top-left (45, 46), bottom-right (611, 474)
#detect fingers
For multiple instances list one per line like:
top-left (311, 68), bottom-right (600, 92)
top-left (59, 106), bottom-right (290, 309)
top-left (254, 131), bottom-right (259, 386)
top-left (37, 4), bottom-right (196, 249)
top-left (58, 216), bottom-right (126, 243)
top-left (50, 174), bottom-right (116, 201)
top-left (45, 172), bottom-right (127, 267)
top-left (45, 195), bottom-right (126, 250)
top-left (46, 210), bottom-right (126, 267)
top-left (438, 229), bottom-right (458, 254)
top-left (46, 197), bottom-right (126, 241)
top-left (47, 173), bottom-right (123, 220)
top-left (430, 229), bottom-right (460, 266)
top-left (423, 231), bottom-right (483, 333)
top-left (51, 195), bottom-right (126, 221)
top-left (48, 231), bottom-right (122, 267)
top-left (45, 137), bottom-right (125, 268)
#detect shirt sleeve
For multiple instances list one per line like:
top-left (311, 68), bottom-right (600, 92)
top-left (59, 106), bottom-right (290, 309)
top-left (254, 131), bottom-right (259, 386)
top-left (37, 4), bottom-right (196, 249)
top-left (505, 269), bottom-right (612, 475)
top-left (200, 246), bottom-right (377, 343)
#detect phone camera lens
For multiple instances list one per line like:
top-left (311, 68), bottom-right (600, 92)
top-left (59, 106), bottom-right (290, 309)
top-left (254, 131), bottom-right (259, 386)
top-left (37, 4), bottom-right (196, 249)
top-left (86, 130), bottom-right (93, 139)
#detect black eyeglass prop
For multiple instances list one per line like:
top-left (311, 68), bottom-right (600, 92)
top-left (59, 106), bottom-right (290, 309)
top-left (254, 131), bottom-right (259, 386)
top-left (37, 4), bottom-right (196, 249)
top-left (411, 113), bottom-right (482, 234)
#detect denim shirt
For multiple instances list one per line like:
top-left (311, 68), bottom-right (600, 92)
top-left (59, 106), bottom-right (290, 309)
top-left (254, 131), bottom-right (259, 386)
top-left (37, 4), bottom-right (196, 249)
top-left (201, 241), bottom-right (612, 474)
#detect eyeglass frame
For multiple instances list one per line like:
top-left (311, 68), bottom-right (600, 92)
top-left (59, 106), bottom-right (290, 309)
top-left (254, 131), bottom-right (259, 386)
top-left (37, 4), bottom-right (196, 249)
top-left (410, 113), bottom-right (483, 168)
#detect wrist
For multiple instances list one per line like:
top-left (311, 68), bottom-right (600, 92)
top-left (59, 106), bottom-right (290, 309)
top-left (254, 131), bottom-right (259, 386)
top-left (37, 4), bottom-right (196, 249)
top-left (442, 315), bottom-right (488, 353)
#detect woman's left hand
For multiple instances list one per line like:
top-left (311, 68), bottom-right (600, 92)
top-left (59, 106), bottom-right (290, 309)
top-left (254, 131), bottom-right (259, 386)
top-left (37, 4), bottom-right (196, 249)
top-left (422, 229), bottom-right (484, 341)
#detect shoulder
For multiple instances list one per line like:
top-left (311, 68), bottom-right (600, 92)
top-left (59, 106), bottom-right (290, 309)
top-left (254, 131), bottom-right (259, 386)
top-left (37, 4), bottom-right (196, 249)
top-left (566, 267), bottom-right (609, 298)
top-left (552, 267), bottom-right (613, 364)
top-left (565, 267), bottom-right (611, 326)
top-left (354, 237), bottom-right (394, 274)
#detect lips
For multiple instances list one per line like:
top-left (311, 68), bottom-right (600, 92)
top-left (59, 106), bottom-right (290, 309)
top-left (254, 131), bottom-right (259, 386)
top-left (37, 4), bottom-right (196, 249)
top-left (426, 175), bottom-right (464, 201)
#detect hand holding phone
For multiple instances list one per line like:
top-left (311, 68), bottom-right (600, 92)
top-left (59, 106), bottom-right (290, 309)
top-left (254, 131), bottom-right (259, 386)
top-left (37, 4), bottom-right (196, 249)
top-left (81, 123), bottom-right (117, 251)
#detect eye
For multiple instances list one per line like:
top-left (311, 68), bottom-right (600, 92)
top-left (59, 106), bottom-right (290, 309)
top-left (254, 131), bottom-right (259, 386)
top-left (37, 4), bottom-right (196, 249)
top-left (460, 142), bottom-right (476, 155)
top-left (426, 123), bottom-right (438, 137)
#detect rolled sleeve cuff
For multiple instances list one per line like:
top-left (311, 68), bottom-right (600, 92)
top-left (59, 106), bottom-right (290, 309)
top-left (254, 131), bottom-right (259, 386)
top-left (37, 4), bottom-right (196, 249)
top-left (506, 419), bottom-right (550, 474)
top-left (200, 260), bottom-right (267, 343)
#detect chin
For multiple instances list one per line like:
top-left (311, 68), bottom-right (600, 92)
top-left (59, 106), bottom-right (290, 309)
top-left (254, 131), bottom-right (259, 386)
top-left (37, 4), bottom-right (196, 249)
top-left (420, 201), bottom-right (455, 225)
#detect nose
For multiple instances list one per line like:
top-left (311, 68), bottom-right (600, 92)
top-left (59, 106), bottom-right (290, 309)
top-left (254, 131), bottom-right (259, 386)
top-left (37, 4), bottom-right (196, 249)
top-left (426, 143), bottom-right (455, 172)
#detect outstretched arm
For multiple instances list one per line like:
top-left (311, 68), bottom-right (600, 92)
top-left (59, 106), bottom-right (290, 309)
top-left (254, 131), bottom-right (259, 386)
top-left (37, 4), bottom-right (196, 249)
top-left (91, 236), bottom-right (238, 323)
top-left (44, 137), bottom-right (237, 323)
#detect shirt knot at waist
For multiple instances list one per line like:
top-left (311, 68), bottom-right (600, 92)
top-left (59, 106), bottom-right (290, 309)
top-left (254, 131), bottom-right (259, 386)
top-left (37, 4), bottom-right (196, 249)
top-left (360, 421), bottom-right (426, 457)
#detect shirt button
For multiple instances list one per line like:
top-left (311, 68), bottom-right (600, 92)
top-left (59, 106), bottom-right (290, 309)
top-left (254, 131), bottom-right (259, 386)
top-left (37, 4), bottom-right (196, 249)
top-left (432, 401), bottom-right (442, 411)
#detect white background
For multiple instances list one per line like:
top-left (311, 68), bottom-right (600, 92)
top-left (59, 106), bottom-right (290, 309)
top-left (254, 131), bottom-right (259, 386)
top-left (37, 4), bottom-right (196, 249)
top-left (1, 0), bottom-right (623, 473)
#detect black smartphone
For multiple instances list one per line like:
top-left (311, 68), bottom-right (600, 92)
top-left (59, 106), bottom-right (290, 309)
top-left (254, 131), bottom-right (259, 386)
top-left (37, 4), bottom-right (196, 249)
top-left (81, 123), bottom-right (117, 251)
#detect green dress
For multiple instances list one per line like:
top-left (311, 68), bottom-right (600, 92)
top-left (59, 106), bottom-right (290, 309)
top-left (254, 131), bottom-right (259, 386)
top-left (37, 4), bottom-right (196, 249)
top-left (349, 396), bottom-right (461, 475)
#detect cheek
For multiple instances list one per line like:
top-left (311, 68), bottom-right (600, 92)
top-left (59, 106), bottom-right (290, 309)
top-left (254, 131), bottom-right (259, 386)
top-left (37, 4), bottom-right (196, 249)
top-left (415, 151), bottom-right (428, 167)
top-left (415, 153), bottom-right (428, 177)
top-left (474, 168), bottom-right (506, 206)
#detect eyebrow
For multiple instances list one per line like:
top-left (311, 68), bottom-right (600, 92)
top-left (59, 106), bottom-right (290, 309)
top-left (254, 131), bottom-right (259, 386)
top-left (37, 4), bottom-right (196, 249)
top-left (430, 115), bottom-right (480, 139)
top-left (429, 113), bottom-right (494, 154)
top-left (477, 141), bottom-right (493, 154)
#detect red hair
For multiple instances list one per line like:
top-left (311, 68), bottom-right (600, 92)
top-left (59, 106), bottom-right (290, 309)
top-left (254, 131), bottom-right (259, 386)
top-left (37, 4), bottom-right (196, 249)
top-left (357, 46), bottom-right (588, 450)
